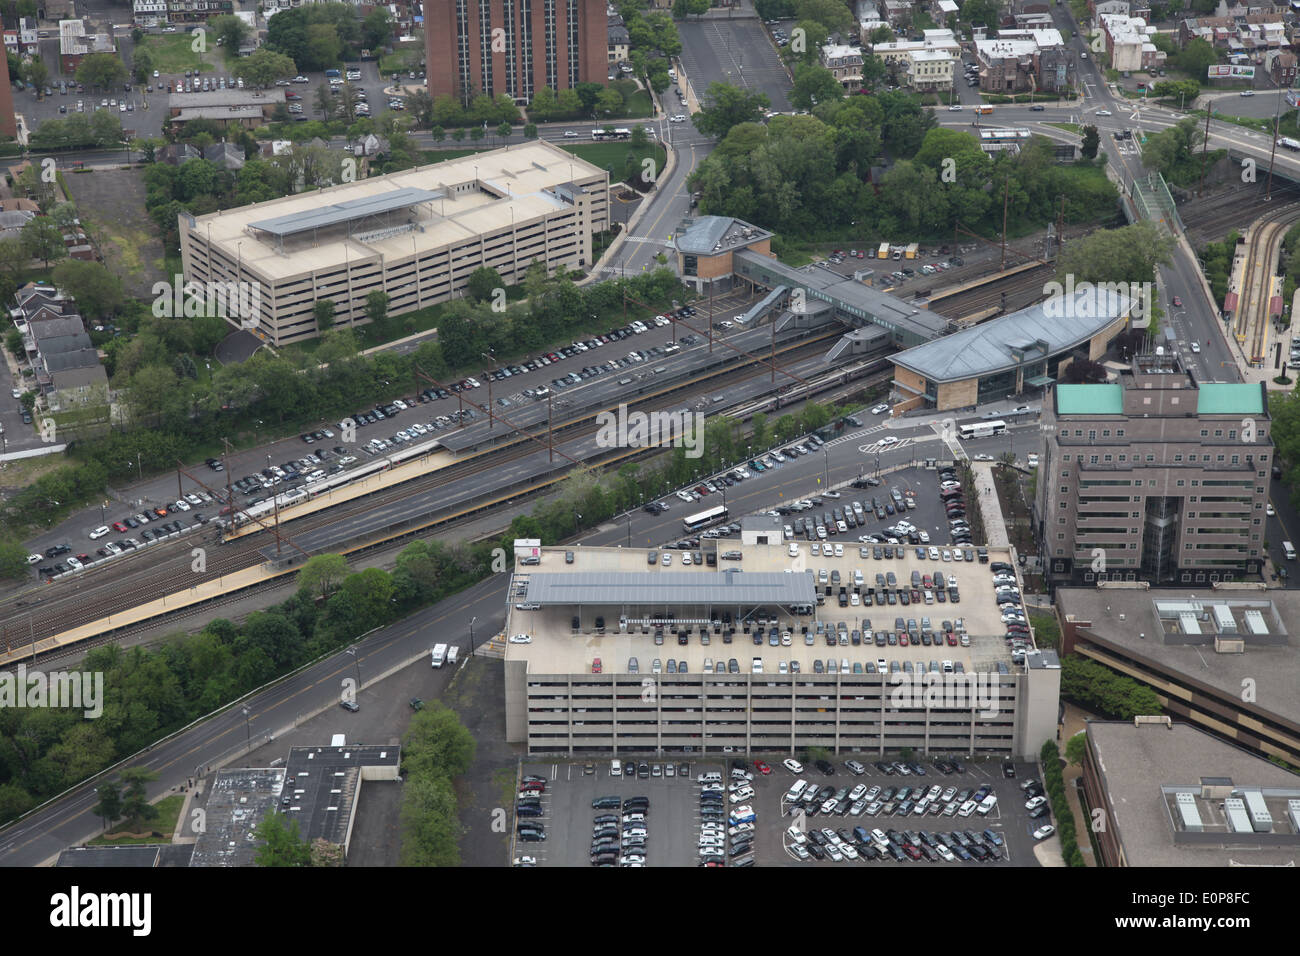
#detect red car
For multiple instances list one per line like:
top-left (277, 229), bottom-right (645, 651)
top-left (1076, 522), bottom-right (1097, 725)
top-left (1172, 295), bottom-right (1182, 307)
top-left (592, 657), bottom-right (602, 674)
top-left (946, 633), bottom-right (958, 646)
top-left (111, 521), bottom-right (128, 532)
top-left (695, 485), bottom-right (710, 496)
top-left (754, 761), bottom-right (772, 775)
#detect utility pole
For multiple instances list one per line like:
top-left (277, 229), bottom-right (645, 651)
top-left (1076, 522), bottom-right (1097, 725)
top-left (1266, 95), bottom-right (1281, 201)
top-left (1198, 106), bottom-right (1212, 198)
top-left (547, 390), bottom-right (554, 462)
top-left (1001, 177), bottom-right (1009, 271)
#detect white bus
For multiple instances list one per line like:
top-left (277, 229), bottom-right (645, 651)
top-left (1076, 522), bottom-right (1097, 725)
top-left (683, 504), bottom-right (729, 532)
top-left (958, 420), bottom-right (1007, 440)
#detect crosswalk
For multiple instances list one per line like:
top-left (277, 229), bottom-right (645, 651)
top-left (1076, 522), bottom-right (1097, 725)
top-left (858, 437), bottom-right (914, 453)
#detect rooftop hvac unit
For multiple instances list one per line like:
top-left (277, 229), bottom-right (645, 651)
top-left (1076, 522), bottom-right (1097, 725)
top-left (1225, 797), bottom-right (1253, 833)
top-left (1241, 790), bottom-right (1273, 832)
top-left (1175, 792), bottom-right (1203, 832)
top-left (1287, 799), bottom-right (1300, 835)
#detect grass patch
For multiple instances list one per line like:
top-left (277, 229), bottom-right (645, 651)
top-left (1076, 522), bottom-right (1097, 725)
top-left (378, 50), bottom-right (422, 76)
top-left (135, 34), bottom-right (228, 75)
top-left (1029, 611), bottom-right (1060, 650)
top-left (623, 89), bottom-right (654, 119)
top-left (1045, 122), bottom-right (1083, 134)
top-left (564, 141), bottom-right (665, 179)
top-left (89, 794), bottom-right (185, 845)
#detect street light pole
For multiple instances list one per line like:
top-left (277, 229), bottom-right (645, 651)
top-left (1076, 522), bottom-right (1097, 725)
top-left (347, 645), bottom-right (361, 691)
top-left (241, 706), bottom-right (251, 753)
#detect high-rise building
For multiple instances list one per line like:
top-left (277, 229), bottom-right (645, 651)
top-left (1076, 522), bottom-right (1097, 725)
top-left (1037, 352), bottom-right (1272, 588)
top-left (0, 50), bottom-right (16, 139)
top-left (425, 0), bottom-right (607, 104)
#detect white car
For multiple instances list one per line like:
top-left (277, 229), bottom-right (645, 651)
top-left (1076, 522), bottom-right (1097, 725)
top-left (871, 403), bottom-right (889, 415)
top-left (174, 499), bottom-right (191, 511)
top-left (948, 104), bottom-right (962, 111)
top-left (1033, 824), bottom-right (1056, 840)
top-left (88, 526), bottom-right (110, 539)
top-left (936, 843), bottom-right (956, 861)
top-left (1096, 107), bottom-right (1110, 115)
top-left (10, 387), bottom-right (21, 399)
top-left (783, 758), bottom-right (804, 774)
top-left (729, 788), bottom-right (755, 803)
top-left (564, 130), bottom-right (578, 137)
top-left (508, 633), bottom-right (533, 644)
top-left (26, 553), bottom-right (41, 564)
top-left (973, 453), bottom-right (994, 461)
top-left (878, 435), bottom-right (898, 446)
top-left (788, 542), bottom-right (800, 558)
top-left (1190, 341), bottom-right (1200, 353)
top-left (1025, 795), bottom-right (1048, 811)
top-left (1266, 503), bottom-right (1275, 516)
top-left (1026, 453), bottom-right (1039, 468)
top-left (66, 557), bottom-right (82, 570)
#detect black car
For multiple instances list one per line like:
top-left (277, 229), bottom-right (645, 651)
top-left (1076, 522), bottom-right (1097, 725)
top-left (592, 796), bottom-right (620, 809)
top-left (1002, 761), bottom-right (1016, 778)
top-left (339, 699), bottom-right (359, 712)
top-left (815, 759), bottom-right (836, 776)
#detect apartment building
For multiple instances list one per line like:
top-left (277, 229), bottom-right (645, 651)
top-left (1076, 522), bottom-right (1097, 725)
top-left (1098, 14), bottom-right (1165, 73)
top-left (907, 48), bottom-right (955, 91)
top-left (503, 543), bottom-right (1061, 758)
top-left (1037, 356), bottom-right (1271, 588)
top-left (425, 0), bottom-right (608, 104)
top-left (179, 141), bottom-right (608, 346)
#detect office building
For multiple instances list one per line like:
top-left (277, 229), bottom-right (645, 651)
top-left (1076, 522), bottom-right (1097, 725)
top-left (502, 541), bottom-right (1061, 757)
top-left (1080, 717), bottom-right (1300, 866)
top-left (1056, 584), bottom-right (1300, 765)
top-left (1037, 355), bottom-right (1271, 587)
top-left (179, 141), bottom-right (609, 346)
top-left (425, 0), bottom-right (608, 103)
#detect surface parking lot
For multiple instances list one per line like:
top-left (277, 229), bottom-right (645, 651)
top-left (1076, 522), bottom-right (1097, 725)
top-left (515, 759), bottom-right (747, 866)
top-left (511, 757), bottom-right (1048, 865)
top-left (762, 757), bottom-right (1046, 866)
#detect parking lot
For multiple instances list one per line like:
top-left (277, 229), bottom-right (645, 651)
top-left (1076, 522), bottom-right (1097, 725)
top-left (677, 17), bottom-right (792, 113)
top-left (513, 758), bottom-right (740, 866)
top-left (511, 756), bottom-right (1050, 865)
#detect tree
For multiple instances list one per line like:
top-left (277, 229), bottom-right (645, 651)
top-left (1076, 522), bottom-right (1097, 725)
top-left (791, 62), bottom-right (844, 111)
top-left (496, 120), bottom-right (513, 144)
top-left (118, 767), bottom-right (160, 830)
top-left (365, 290), bottom-right (390, 326)
top-left (363, 8), bottom-right (395, 50)
top-left (0, 538), bottom-right (29, 578)
top-left (131, 46), bottom-right (155, 84)
top-left (91, 780), bottom-right (123, 832)
top-left (1055, 221), bottom-right (1174, 288)
top-left (234, 48), bottom-right (298, 89)
top-left (1081, 124), bottom-right (1100, 160)
top-left (314, 299), bottom-right (336, 332)
top-left (20, 217), bottom-right (66, 268)
top-left (315, 82), bottom-right (336, 119)
top-left (693, 83), bottom-right (770, 139)
top-left (297, 553), bottom-right (348, 601)
top-left (523, 123), bottom-right (538, 139)
top-left (255, 811), bottom-right (313, 866)
top-left (51, 260), bottom-right (124, 320)
top-left (595, 87), bottom-right (625, 117)
top-left (4, 329), bottom-right (23, 358)
top-left (1064, 732), bottom-right (1088, 767)
top-left (466, 265), bottom-right (504, 303)
top-left (24, 56), bottom-right (48, 91)
top-left (210, 14), bottom-right (251, 53)
top-left (76, 52), bottom-right (127, 91)
top-left (306, 22), bottom-right (343, 70)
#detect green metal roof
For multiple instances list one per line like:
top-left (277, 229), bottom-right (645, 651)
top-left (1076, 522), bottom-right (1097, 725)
top-left (1196, 383), bottom-right (1264, 415)
top-left (1057, 383), bottom-right (1122, 415)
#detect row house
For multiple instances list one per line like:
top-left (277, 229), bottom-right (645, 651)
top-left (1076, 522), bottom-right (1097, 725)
top-left (1266, 47), bottom-right (1297, 84)
top-left (1090, 0), bottom-right (1131, 16)
top-left (164, 0), bottom-right (237, 24)
top-left (608, 15), bottom-right (630, 65)
top-left (3, 18), bottom-right (40, 56)
top-left (132, 0), bottom-right (168, 27)
top-left (14, 285), bottom-right (109, 408)
top-left (1178, 12), bottom-right (1284, 49)
top-left (931, 0), bottom-right (958, 22)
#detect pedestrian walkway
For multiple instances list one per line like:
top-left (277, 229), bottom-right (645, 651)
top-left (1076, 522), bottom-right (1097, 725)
top-left (1057, 701), bottom-right (1098, 867)
top-left (970, 461), bottom-right (1010, 549)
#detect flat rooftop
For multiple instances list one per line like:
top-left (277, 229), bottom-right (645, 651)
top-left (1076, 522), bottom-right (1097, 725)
top-left (188, 140), bottom-right (606, 282)
top-left (1087, 721), bottom-right (1300, 866)
top-left (282, 743), bottom-right (401, 849)
top-left (190, 768), bottom-right (288, 867)
top-left (506, 542), bottom-right (1027, 675)
top-left (1057, 586), bottom-right (1300, 729)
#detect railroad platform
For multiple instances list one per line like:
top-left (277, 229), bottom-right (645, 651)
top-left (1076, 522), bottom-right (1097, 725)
top-left (0, 563), bottom-right (283, 666)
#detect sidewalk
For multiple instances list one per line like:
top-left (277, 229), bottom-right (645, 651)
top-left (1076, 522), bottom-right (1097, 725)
top-left (1056, 702), bottom-right (1098, 866)
top-left (970, 461), bottom-right (1011, 549)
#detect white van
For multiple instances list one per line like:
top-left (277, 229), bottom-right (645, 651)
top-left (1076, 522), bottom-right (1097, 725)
top-left (610, 759), bottom-right (622, 777)
top-left (1285, 541), bottom-right (1297, 561)
top-left (786, 779), bottom-right (809, 800)
top-left (976, 794), bottom-right (998, 815)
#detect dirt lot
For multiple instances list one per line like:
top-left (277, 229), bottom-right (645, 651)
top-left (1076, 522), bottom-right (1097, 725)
top-left (62, 168), bottom-right (168, 299)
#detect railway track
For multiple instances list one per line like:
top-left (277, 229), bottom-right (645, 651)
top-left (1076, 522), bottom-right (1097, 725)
top-left (927, 264), bottom-right (1056, 320)
top-left (1234, 208), bottom-right (1300, 364)
top-left (1181, 181), bottom-right (1300, 248)
top-left (1, 333), bottom-right (846, 652)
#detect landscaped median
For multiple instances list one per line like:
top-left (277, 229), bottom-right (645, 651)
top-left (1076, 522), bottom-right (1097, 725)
top-left (1040, 740), bottom-right (1086, 866)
